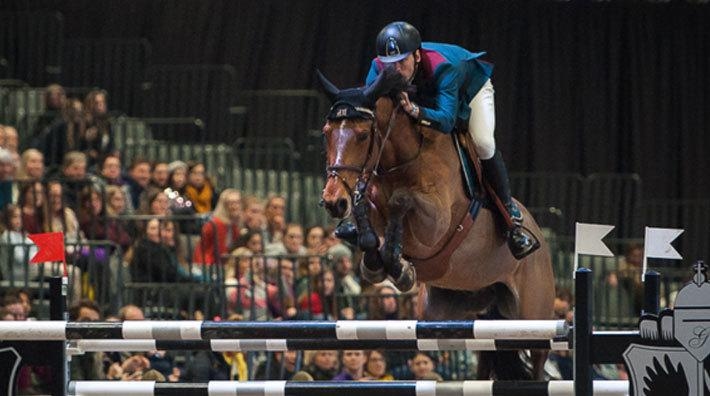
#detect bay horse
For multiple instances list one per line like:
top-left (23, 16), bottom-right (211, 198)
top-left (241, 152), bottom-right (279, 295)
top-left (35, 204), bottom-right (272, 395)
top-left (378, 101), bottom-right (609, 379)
top-left (318, 69), bottom-right (556, 380)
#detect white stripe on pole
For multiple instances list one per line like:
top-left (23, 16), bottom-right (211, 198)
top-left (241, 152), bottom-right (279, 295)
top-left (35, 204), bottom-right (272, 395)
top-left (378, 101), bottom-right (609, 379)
top-left (122, 320), bottom-right (202, 339)
top-left (74, 339), bottom-right (157, 352)
top-left (465, 340), bottom-right (497, 350)
top-left (385, 320), bottom-right (417, 339)
top-left (472, 320), bottom-right (564, 339)
top-left (335, 320), bottom-right (358, 339)
top-left (265, 339), bottom-right (288, 351)
top-left (211, 339), bottom-right (239, 352)
top-left (574, 222), bottom-right (615, 276)
top-left (207, 380), bottom-right (237, 396)
top-left (121, 321), bottom-right (154, 339)
top-left (0, 320), bottom-right (66, 340)
top-left (546, 380), bottom-right (629, 396)
top-left (643, 227), bottom-right (684, 281)
top-left (463, 380), bottom-right (493, 395)
top-left (72, 381), bottom-right (155, 396)
top-left (415, 380), bottom-right (436, 396)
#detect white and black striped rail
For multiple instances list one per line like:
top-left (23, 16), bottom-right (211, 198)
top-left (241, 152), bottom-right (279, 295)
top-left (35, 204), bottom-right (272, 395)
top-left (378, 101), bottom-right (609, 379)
top-left (69, 337), bottom-right (571, 353)
top-left (68, 380), bottom-right (630, 396)
top-left (0, 319), bottom-right (568, 341)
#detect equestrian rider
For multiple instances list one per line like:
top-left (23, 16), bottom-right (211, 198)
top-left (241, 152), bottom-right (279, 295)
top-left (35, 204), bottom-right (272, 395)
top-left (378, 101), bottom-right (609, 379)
top-left (341, 21), bottom-right (538, 260)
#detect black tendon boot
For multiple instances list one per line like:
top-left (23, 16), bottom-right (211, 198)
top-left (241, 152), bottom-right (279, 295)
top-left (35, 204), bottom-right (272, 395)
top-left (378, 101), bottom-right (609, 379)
top-left (334, 219), bottom-right (359, 246)
top-left (481, 151), bottom-right (540, 259)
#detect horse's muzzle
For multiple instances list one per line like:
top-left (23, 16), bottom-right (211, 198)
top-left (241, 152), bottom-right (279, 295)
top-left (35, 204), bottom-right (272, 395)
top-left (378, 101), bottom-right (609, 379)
top-left (323, 197), bottom-right (349, 219)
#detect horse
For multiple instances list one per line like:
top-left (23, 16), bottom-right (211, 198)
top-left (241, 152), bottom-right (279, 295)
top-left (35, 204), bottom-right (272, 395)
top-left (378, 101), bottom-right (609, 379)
top-left (318, 69), bottom-right (556, 380)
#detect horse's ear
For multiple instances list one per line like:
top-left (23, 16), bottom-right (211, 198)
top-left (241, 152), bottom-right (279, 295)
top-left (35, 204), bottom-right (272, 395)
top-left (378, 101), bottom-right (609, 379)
top-left (363, 65), bottom-right (405, 103)
top-left (315, 69), bottom-right (340, 103)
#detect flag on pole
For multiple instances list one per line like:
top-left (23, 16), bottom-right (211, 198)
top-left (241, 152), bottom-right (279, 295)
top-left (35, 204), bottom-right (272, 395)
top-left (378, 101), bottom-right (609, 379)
top-left (574, 222), bottom-right (615, 275)
top-left (28, 232), bottom-right (65, 264)
top-left (643, 227), bottom-right (684, 280)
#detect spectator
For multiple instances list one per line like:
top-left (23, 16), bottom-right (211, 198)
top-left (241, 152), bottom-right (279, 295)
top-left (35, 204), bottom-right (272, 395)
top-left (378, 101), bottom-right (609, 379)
top-left (1, 125), bottom-right (19, 154)
top-left (193, 189), bottom-right (242, 265)
top-left (78, 185), bottom-right (131, 252)
top-left (150, 162), bottom-right (169, 190)
top-left (16, 149), bottom-right (45, 181)
top-left (366, 284), bottom-right (404, 320)
top-left (264, 195), bottom-right (286, 244)
top-left (241, 195), bottom-right (266, 236)
top-left (328, 243), bottom-right (360, 296)
top-left (265, 223), bottom-right (306, 256)
top-left (81, 90), bottom-right (115, 168)
top-left (46, 180), bottom-right (82, 245)
top-left (41, 97), bottom-right (85, 170)
top-left (166, 161), bottom-right (188, 194)
top-left (305, 225), bottom-right (327, 255)
top-left (105, 185), bottom-right (128, 217)
top-left (0, 147), bottom-right (16, 208)
top-left (0, 204), bottom-right (38, 281)
top-left (118, 304), bottom-right (145, 320)
top-left (26, 84), bottom-right (66, 150)
top-left (332, 350), bottom-right (367, 380)
top-left (136, 187), bottom-right (170, 217)
top-left (254, 351), bottom-right (298, 380)
top-left (184, 162), bottom-right (218, 214)
top-left (58, 150), bottom-right (92, 209)
top-left (227, 247), bottom-right (283, 320)
top-left (230, 229), bottom-right (264, 255)
top-left (19, 181), bottom-right (49, 234)
top-left (364, 350), bottom-right (394, 380)
top-left (303, 350), bottom-right (338, 380)
top-left (68, 299), bottom-right (105, 380)
top-left (124, 157), bottom-right (152, 211)
top-left (403, 352), bottom-right (442, 381)
top-left (129, 218), bottom-right (195, 283)
top-left (164, 160), bottom-right (196, 233)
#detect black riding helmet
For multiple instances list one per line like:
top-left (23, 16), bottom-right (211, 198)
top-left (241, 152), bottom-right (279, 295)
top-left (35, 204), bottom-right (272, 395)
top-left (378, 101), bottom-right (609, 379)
top-left (376, 21), bottom-right (421, 63)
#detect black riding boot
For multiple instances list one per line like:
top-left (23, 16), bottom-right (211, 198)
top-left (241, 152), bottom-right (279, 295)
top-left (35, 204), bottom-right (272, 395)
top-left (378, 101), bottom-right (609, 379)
top-left (481, 151), bottom-right (540, 259)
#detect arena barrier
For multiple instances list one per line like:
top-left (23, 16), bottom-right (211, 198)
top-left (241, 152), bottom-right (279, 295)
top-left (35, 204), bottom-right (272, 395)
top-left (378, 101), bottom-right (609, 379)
top-left (0, 269), bottom-right (664, 396)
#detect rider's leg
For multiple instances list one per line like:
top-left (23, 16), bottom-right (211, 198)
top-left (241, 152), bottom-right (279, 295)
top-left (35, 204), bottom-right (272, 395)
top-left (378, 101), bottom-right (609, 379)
top-left (469, 80), bottom-right (538, 259)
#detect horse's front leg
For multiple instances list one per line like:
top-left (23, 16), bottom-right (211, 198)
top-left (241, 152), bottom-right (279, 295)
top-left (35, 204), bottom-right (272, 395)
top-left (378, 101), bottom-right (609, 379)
top-left (380, 189), bottom-right (416, 291)
top-left (352, 190), bottom-right (387, 284)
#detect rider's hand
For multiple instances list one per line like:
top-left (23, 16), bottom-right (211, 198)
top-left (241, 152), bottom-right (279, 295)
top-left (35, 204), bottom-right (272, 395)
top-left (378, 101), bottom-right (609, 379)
top-left (399, 92), bottom-right (420, 119)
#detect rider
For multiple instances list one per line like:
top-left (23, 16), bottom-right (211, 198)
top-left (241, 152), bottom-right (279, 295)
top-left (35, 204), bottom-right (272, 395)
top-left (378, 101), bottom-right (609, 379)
top-left (339, 21), bottom-right (538, 260)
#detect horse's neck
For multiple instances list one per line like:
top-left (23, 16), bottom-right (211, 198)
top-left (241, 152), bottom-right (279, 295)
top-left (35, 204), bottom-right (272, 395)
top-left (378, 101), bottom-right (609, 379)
top-left (376, 100), bottom-right (420, 169)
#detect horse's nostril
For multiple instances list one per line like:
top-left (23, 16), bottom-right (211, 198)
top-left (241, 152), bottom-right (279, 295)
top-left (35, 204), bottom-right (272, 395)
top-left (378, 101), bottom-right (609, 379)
top-left (336, 198), bottom-right (348, 214)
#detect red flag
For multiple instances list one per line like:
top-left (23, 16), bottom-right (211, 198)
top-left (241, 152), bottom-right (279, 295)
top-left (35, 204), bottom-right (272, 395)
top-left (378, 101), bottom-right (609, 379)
top-left (28, 232), bottom-right (65, 263)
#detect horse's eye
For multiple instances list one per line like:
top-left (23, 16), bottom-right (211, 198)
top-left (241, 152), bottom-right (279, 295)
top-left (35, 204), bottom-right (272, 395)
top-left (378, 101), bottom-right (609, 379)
top-left (355, 129), bottom-right (370, 141)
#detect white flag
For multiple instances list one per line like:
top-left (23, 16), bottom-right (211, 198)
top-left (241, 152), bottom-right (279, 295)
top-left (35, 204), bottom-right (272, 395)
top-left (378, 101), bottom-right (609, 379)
top-left (574, 222), bottom-right (615, 275)
top-left (575, 222), bottom-right (615, 256)
top-left (644, 227), bottom-right (684, 260)
top-left (642, 226), bottom-right (684, 281)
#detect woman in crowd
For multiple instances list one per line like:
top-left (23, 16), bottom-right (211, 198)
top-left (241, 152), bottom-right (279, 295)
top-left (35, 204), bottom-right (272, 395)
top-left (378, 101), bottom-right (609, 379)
top-left (193, 189), bottom-right (242, 265)
top-left (81, 90), bottom-right (115, 168)
top-left (364, 350), bottom-right (394, 381)
top-left (16, 149), bottom-right (45, 181)
top-left (18, 181), bottom-right (48, 234)
top-left (184, 162), bottom-right (217, 214)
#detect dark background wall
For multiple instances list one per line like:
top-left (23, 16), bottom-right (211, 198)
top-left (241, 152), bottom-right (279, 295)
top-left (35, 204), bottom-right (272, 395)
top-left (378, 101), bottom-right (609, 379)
top-left (2, 0), bottom-right (709, 200)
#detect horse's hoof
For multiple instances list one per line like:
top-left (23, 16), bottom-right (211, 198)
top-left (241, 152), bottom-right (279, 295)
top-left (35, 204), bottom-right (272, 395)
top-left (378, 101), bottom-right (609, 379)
top-left (361, 262), bottom-right (387, 284)
top-left (391, 259), bottom-right (416, 292)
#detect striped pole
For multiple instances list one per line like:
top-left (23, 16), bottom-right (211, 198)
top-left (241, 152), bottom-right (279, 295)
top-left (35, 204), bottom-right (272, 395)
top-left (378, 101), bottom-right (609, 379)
top-left (0, 319), bottom-right (568, 341)
top-left (68, 380), bottom-right (631, 396)
top-left (68, 337), bottom-right (572, 354)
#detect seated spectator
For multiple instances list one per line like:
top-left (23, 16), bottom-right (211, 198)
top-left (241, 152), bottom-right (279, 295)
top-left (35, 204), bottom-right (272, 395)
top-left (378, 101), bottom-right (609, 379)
top-left (18, 181), bottom-right (48, 234)
top-left (193, 189), bottom-right (242, 265)
top-left (230, 229), bottom-right (264, 256)
top-left (297, 267), bottom-right (352, 320)
top-left (16, 149), bottom-right (45, 181)
top-left (46, 180), bottom-right (82, 246)
top-left (305, 225), bottom-right (327, 255)
top-left (124, 157), bottom-right (152, 211)
top-left (332, 350), bottom-right (367, 380)
top-left (164, 160), bottom-right (196, 234)
top-left (329, 243), bottom-right (361, 297)
top-left (366, 284), bottom-right (403, 320)
top-left (97, 154), bottom-right (131, 207)
top-left (105, 185), bottom-right (128, 217)
top-left (364, 350), bottom-right (394, 380)
top-left (265, 223), bottom-right (306, 257)
top-left (184, 162), bottom-right (218, 214)
top-left (303, 350), bottom-right (338, 380)
top-left (68, 299), bottom-right (105, 380)
top-left (227, 247), bottom-right (282, 321)
top-left (150, 162), bottom-right (169, 190)
top-left (136, 187), bottom-right (170, 217)
top-left (129, 218), bottom-right (196, 283)
top-left (241, 195), bottom-right (266, 236)
top-left (401, 352), bottom-right (442, 381)
top-left (0, 204), bottom-right (38, 281)
top-left (80, 90), bottom-right (115, 169)
top-left (57, 150), bottom-right (93, 209)
top-left (254, 351), bottom-right (298, 380)
top-left (264, 195), bottom-right (286, 244)
top-left (78, 185), bottom-right (131, 252)
top-left (0, 147), bottom-right (16, 209)
top-left (1, 125), bottom-right (19, 154)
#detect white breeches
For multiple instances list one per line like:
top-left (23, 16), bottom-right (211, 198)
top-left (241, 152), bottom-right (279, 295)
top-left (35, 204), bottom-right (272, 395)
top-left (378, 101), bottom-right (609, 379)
top-left (467, 79), bottom-right (496, 160)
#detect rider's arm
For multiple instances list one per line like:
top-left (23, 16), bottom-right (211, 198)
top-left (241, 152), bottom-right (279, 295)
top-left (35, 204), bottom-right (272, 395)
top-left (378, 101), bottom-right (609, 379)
top-left (417, 63), bottom-right (462, 133)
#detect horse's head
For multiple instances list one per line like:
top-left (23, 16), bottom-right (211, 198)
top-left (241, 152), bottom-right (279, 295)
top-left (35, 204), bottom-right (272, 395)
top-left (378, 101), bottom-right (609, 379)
top-left (317, 68), bottom-right (404, 219)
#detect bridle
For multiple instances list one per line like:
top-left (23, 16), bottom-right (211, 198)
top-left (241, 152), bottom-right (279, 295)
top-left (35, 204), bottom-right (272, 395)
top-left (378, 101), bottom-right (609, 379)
top-left (325, 99), bottom-right (424, 204)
